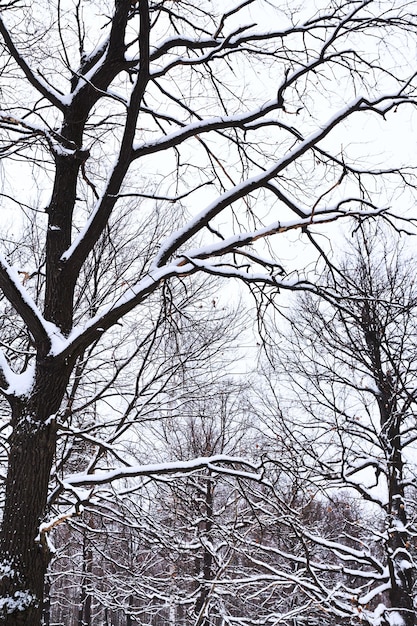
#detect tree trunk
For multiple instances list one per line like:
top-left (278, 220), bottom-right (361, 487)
top-left (379, 381), bottom-right (414, 626)
top-left (385, 422), bottom-right (414, 626)
top-left (0, 419), bottom-right (57, 624)
top-left (42, 577), bottom-right (51, 626)
top-left (363, 308), bottom-right (415, 626)
top-left (78, 536), bottom-right (93, 626)
top-left (195, 476), bottom-right (214, 626)
top-left (0, 362), bottom-right (70, 625)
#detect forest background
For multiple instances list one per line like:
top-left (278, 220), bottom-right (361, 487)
top-left (1, 1), bottom-right (417, 625)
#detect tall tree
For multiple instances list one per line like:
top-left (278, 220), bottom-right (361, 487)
top-left (46, 310), bottom-right (247, 626)
top-left (259, 226), bottom-right (417, 626)
top-left (0, 1), bottom-right (417, 623)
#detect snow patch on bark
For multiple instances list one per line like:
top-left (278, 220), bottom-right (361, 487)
top-left (0, 561), bottom-right (14, 578)
top-left (5, 362), bottom-right (35, 398)
top-left (0, 590), bottom-right (37, 614)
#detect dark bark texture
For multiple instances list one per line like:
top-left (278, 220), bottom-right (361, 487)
top-left (0, 363), bottom-right (70, 624)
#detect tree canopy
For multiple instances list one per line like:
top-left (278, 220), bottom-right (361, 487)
top-left (0, 1), bottom-right (417, 624)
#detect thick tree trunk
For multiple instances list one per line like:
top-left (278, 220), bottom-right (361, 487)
top-left (0, 362), bottom-right (70, 625)
top-left (0, 419), bottom-right (57, 624)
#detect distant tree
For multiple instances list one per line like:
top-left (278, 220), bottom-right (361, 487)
top-left (258, 226), bottom-right (417, 626)
top-left (0, 1), bottom-right (417, 624)
top-left (46, 314), bottom-right (247, 626)
top-left (148, 381), bottom-right (254, 626)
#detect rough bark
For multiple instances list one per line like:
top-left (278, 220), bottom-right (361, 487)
top-left (0, 363), bottom-right (70, 624)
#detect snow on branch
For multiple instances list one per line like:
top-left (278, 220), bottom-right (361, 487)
top-left (0, 16), bottom-right (66, 110)
top-left (64, 454), bottom-right (263, 487)
top-left (0, 254), bottom-right (64, 355)
top-left (177, 202), bottom-right (385, 265)
top-left (152, 96), bottom-right (393, 268)
top-left (53, 261), bottom-right (197, 359)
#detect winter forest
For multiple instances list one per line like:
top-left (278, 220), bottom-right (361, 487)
top-left (1, 1), bottom-right (417, 625)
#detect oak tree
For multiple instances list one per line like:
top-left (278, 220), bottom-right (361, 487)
top-left (0, 1), bottom-right (417, 624)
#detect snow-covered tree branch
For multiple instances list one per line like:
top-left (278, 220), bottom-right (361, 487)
top-left (0, 0), bottom-right (417, 624)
